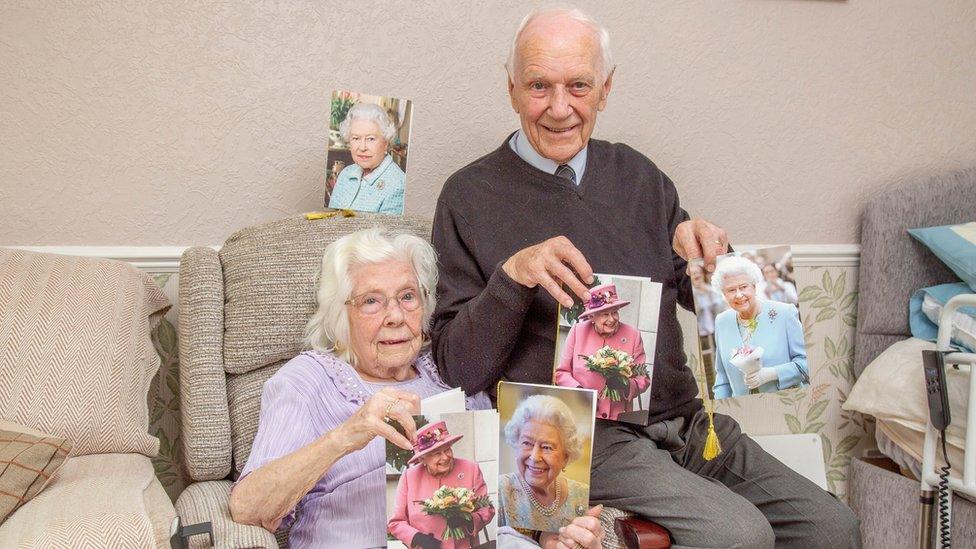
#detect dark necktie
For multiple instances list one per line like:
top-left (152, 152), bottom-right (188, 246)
top-left (555, 164), bottom-right (577, 184)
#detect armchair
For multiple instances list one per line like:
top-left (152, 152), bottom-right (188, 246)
top-left (175, 213), bottom-right (668, 548)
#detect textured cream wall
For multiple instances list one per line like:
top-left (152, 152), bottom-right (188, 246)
top-left (2, 0), bottom-right (974, 245)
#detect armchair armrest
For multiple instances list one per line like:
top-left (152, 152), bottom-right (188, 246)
top-left (175, 481), bottom-right (277, 549)
top-left (601, 506), bottom-right (671, 549)
top-left (179, 246), bottom-right (232, 481)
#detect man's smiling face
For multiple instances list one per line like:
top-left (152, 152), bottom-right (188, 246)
top-left (508, 16), bottom-right (612, 164)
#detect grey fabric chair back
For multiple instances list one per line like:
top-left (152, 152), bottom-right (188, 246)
top-left (179, 214), bottom-right (433, 482)
top-left (854, 167), bottom-right (976, 377)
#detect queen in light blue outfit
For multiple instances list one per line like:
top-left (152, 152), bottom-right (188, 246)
top-left (711, 256), bottom-right (808, 399)
top-left (328, 102), bottom-right (406, 215)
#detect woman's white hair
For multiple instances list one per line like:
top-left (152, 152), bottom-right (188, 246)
top-left (711, 255), bottom-right (764, 294)
top-left (504, 394), bottom-right (583, 463)
top-left (505, 7), bottom-right (615, 82)
top-left (339, 102), bottom-right (397, 143)
top-left (303, 227), bottom-right (438, 365)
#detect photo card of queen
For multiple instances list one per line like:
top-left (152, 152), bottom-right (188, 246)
top-left (385, 409), bottom-right (499, 549)
top-left (496, 381), bottom-right (596, 534)
top-left (552, 274), bottom-right (663, 426)
top-left (325, 89), bottom-right (412, 215)
top-left (689, 245), bottom-right (810, 402)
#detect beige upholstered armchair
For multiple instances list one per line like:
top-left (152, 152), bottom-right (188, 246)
top-left (175, 213), bottom-right (661, 548)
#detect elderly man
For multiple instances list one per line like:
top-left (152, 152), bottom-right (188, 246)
top-left (431, 7), bottom-right (860, 549)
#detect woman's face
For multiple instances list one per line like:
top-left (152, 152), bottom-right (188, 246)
top-left (516, 420), bottom-right (569, 494)
top-left (347, 260), bottom-right (424, 380)
top-left (421, 447), bottom-right (455, 477)
top-left (590, 310), bottom-right (620, 337)
top-left (347, 118), bottom-right (389, 172)
top-left (721, 272), bottom-right (758, 315)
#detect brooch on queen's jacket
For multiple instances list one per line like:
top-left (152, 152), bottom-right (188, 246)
top-left (768, 308), bottom-right (778, 323)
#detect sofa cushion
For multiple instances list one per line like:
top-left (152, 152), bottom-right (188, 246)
top-left (0, 453), bottom-right (165, 547)
top-left (0, 421), bottom-right (72, 524)
top-left (219, 214), bottom-right (432, 375)
top-left (0, 249), bottom-right (170, 457)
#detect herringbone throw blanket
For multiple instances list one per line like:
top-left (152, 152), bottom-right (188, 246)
top-left (0, 249), bottom-right (170, 457)
top-left (0, 454), bottom-right (159, 547)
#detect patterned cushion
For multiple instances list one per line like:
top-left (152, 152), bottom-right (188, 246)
top-left (0, 422), bottom-right (72, 524)
top-left (0, 249), bottom-right (170, 457)
top-left (219, 214), bottom-right (432, 375)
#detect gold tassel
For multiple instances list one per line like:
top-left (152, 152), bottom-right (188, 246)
top-left (304, 209), bottom-right (357, 220)
top-left (703, 413), bottom-right (722, 460)
top-left (695, 347), bottom-right (723, 461)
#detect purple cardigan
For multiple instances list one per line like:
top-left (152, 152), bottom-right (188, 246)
top-left (236, 350), bottom-right (490, 548)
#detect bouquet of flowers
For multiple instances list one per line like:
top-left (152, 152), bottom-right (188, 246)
top-left (579, 346), bottom-right (648, 401)
top-left (729, 345), bottom-right (765, 395)
top-left (415, 486), bottom-right (494, 541)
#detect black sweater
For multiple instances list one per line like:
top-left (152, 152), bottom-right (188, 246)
top-left (431, 135), bottom-right (702, 424)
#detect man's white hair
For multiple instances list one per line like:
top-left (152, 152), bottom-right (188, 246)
top-left (303, 227), bottom-right (438, 365)
top-left (339, 102), bottom-right (397, 143)
top-left (505, 7), bottom-right (615, 83)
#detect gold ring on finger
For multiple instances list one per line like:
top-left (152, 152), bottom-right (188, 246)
top-left (383, 398), bottom-right (400, 421)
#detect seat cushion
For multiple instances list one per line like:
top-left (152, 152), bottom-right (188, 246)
top-left (0, 249), bottom-right (170, 457)
top-left (219, 213), bottom-right (432, 375)
top-left (0, 453), bottom-right (173, 548)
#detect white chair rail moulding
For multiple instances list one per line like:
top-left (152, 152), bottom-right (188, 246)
top-left (5, 244), bottom-right (861, 272)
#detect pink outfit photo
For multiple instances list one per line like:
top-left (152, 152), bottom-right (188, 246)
top-left (387, 457), bottom-right (495, 549)
top-left (554, 319), bottom-right (649, 420)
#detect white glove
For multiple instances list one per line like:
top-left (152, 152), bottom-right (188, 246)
top-left (744, 367), bottom-right (778, 389)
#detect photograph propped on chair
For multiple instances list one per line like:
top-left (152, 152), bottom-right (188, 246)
top-left (552, 274), bottom-right (662, 425)
top-left (325, 89), bottom-right (412, 215)
top-left (691, 246), bottom-right (810, 402)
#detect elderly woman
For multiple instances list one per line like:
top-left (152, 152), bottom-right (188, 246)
top-left (554, 284), bottom-right (649, 421)
top-left (498, 395), bottom-right (597, 547)
top-left (711, 256), bottom-right (808, 399)
top-left (388, 421), bottom-right (495, 549)
top-left (328, 102), bottom-right (406, 214)
top-left (228, 228), bottom-right (490, 548)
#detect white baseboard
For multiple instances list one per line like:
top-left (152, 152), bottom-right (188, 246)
top-left (5, 243), bottom-right (860, 272)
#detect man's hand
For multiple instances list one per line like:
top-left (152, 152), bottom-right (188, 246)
top-left (673, 218), bottom-right (729, 273)
top-left (541, 504), bottom-right (605, 549)
top-left (502, 236), bottom-right (594, 307)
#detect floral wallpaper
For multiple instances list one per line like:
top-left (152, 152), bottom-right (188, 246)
top-left (145, 264), bottom-right (877, 503)
top-left (150, 272), bottom-right (186, 502)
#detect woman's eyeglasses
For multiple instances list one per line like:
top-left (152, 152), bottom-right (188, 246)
top-left (345, 288), bottom-right (423, 315)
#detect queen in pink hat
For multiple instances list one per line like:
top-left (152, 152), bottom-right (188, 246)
top-left (388, 421), bottom-right (495, 549)
top-left (554, 283), bottom-right (651, 421)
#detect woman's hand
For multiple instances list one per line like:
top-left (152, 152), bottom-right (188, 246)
top-left (411, 532), bottom-right (442, 549)
top-left (334, 388), bottom-right (421, 453)
top-left (542, 504), bottom-right (604, 549)
top-left (744, 367), bottom-right (778, 389)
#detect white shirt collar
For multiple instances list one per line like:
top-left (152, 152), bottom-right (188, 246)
top-left (508, 130), bottom-right (587, 184)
